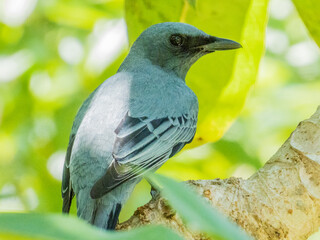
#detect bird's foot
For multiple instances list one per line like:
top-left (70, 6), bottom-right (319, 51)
top-left (150, 185), bottom-right (160, 199)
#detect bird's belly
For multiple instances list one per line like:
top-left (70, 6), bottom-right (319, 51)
top-left (69, 107), bottom-right (127, 192)
top-left (69, 132), bottom-right (114, 191)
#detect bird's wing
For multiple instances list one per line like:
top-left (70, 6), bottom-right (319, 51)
top-left (61, 91), bottom-right (97, 212)
top-left (90, 112), bottom-right (197, 199)
top-left (61, 133), bottom-right (75, 213)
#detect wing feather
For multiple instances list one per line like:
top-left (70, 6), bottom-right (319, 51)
top-left (90, 112), bottom-right (197, 199)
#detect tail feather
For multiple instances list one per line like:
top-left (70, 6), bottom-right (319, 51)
top-left (76, 179), bottom-right (140, 230)
top-left (76, 188), bottom-right (122, 230)
top-left (62, 188), bottom-right (74, 213)
top-left (106, 203), bottom-right (122, 230)
top-left (92, 202), bottom-right (122, 230)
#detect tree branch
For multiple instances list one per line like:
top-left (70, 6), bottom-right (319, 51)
top-left (118, 107), bottom-right (320, 240)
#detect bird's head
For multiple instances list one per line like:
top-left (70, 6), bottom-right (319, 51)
top-left (120, 22), bottom-right (241, 79)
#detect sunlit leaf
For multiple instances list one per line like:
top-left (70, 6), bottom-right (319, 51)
top-left (186, 0), bottom-right (197, 9)
top-left (125, 0), bottom-right (268, 146)
top-left (125, 0), bottom-right (184, 44)
top-left (292, 0), bottom-right (320, 47)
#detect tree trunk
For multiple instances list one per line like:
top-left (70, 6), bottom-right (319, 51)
top-left (117, 107), bottom-right (320, 240)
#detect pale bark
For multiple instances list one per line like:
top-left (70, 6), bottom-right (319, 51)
top-left (117, 107), bottom-right (320, 240)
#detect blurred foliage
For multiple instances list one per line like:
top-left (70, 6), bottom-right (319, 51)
top-left (0, 174), bottom-right (252, 240)
top-left (0, 0), bottom-right (320, 238)
top-left (0, 212), bottom-right (183, 240)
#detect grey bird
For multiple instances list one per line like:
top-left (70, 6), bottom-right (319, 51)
top-left (61, 22), bottom-right (241, 230)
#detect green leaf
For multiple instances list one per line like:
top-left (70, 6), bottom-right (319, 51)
top-left (292, 0), bottom-right (320, 47)
top-left (148, 174), bottom-right (252, 240)
top-left (186, 0), bottom-right (197, 9)
top-left (125, 0), bottom-right (184, 45)
top-left (125, 0), bottom-right (268, 146)
top-left (0, 213), bottom-right (183, 240)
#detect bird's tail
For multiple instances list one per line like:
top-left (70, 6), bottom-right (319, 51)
top-left (62, 188), bottom-right (74, 213)
top-left (94, 202), bottom-right (122, 230)
top-left (76, 181), bottom-right (137, 230)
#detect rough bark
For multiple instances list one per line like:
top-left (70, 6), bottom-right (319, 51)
top-left (117, 107), bottom-right (320, 240)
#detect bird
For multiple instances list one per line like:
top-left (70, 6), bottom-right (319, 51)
top-left (61, 22), bottom-right (241, 230)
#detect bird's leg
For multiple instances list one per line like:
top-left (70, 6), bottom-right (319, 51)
top-left (146, 179), bottom-right (160, 199)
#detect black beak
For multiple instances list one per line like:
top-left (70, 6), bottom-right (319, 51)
top-left (195, 36), bottom-right (242, 52)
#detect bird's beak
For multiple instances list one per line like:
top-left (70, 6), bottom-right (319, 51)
top-left (197, 36), bottom-right (242, 52)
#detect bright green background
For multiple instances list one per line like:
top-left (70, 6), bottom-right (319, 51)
top-left (0, 0), bottom-right (320, 239)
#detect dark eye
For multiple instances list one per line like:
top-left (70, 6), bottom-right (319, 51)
top-left (170, 34), bottom-right (184, 46)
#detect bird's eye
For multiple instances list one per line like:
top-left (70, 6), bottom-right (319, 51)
top-left (170, 34), bottom-right (184, 47)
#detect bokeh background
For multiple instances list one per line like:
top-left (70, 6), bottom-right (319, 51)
top-left (0, 0), bottom-right (320, 237)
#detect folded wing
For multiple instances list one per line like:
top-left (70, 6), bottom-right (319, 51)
top-left (90, 112), bottom-right (197, 199)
